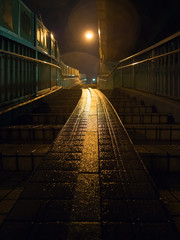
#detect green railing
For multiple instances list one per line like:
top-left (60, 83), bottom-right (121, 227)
top-left (98, 31), bottom-right (180, 101)
top-left (0, 0), bottom-right (80, 108)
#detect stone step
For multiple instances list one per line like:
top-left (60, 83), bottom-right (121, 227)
top-left (111, 101), bottom-right (144, 108)
top-left (110, 98), bottom-right (142, 103)
top-left (125, 124), bottom-right (180, 141)
top-left (135, 144), bottom-right (180, 173)
top-left (40, 98), bottom-right (80, 105)
top-left (120, 113), bottom-right (172, 124)
top-left (0, 125), bottom-right (63, 142)
top-left (38, 90), bottom-right (81, 106)
top-left (106, 95), bottom-right (135, 100)
top-left (100, 90), bottom-right (130, 98)
top-left (115, 105), bottom-right (153, 113)
top-left (33, 106), bottom-right (75, 114)
top-left (31, 113), bottom-right (70, 124)
top-left (0, 143), bottom-right (51, 171)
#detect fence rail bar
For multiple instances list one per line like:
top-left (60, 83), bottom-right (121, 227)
top-left (119, 31), bottom-right (180, 64)
top-left (98, 31), bottom-right (180, 101)
top-left (117, 49), bottom-right (180, 71)
top-left (0, 49), bottom-right (61, 69)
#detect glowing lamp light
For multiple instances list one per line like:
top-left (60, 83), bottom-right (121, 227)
top-left (85, 31), bottom-right (93, 40)
top-left (92, 78), bottom-right (96, 82)
top-left (51, 33), bottom-right (54, 39)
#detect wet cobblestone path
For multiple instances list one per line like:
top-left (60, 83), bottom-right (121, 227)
top-left (0, 89), bottom-right (179, 239)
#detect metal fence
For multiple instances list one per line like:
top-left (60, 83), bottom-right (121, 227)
top-left (98, 31), bottom-right (180, 101)
top-left (0, 0), bottom-right (80, 108)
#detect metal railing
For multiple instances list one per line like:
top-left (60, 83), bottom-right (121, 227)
top-left (98, 31), bottom-right (180, 101)
top-left (0, 0), bottom-right (80, 108)
top-left (0, 46), bottom-right (80, 107)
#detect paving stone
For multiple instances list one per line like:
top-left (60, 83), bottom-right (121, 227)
top-left (120, 159), bottom-right (145, 170)
top-left (100, 170), bottom-right (122, 182)
top-left (100, 160), bottom-right (119, 170)
top-left (70, 174), bottom-right (100, 221)
top-left (98, 139), bottom-right (112, 146)
top-left (40, 200), bottom-right (72, 221)
top-left (38, 160), bottom-right (79, 171)
top-left (99, 151), bottom-right (115, 160)
top-left (102, 222), bottom-right (134, 240)
top-left (30, 170), bottom-right (78, 183)
top-left (159, 189), bottom-right (177, 202)
top-left (5, 188), bottom-right (23, 200)
top-left (0, 222), bottom-right (34, 240)
top-left (99, 145), bottom-right (113, 152)
top-left (124, 170), bottom-right (150, 183)
top-left (31, 222), bottom-right (68, 240)
top-left (129, 183), bottom-right (158, 199)
top-left (7, 200), bottom-right (42, 221)
top-left (0, 200), bottom-right (15, 214)
top-left (44, 152), bottom-right (82, 161)
top-left (67, 222), bottom-right (101, 240)
top-left (0, 189), bottom-right (10, 199)
top-left (133, 200), bottom-right (168, 222)
top-left (119, 151), bottom-right (141, 161)
top-left (20, 183), bottom-right (50, 199)
top-left (101, 182), bottom-right (126, 199)
top-left (102, 199), bottom-right (131, 221)
top-left (134, 222), bottom-right (178, 240)
top-left (48, 183), bottom-right (75, 200)
top-left (118, 143), bottom-right (135, 152)
top-left (165, 202), bottom-right (180, 215)
top-left (51, 145), bottom-right (83, 153)
top-left (79, 155), bottom-right (99, 173)
top-left (173, 217), bottom-right (180, 233)
top-left (0, 215), bottom-right (6, 225)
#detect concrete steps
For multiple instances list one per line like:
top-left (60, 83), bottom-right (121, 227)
top-left (119, 113), bottom-right (172, 124)
top-left (125, 124), bottom-right (180, 141)
top-left (115, 105), bottom-right (153, 113)
top-left (0, 143), bottom-right (51, 171)
top-left (31, 113), bottom-right (70, 125)
top-left (0, 89), bottom-right (82, 172)
top-left (33, 106), bottom-right (75, 114)
top-left (0, 125), bottom-right (63, 142)
top-left (102, 89), bottom-right (180, 174)
top-left (135, 144), bottom-right (180, 173)
top-left (111, 100), bottom-right (143, 107)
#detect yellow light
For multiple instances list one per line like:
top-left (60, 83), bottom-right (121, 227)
top-left (85, 31), bottom-right (93, 39)
top-left (51, 33), bottom-right (54, 39)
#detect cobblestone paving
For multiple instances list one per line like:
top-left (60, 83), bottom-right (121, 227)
top-left (0, 89), bottom-right (179, 239)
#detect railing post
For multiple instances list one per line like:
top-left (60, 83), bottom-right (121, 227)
top-left (151, 50), bottom-right (157, 95)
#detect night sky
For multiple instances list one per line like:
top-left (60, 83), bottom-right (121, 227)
top-left (23, 0), bottom-right (180, 79)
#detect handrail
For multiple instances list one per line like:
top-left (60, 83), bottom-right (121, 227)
top-left (118, 31), bottom-right (180, 64)
top-left (62, 75), bottom-right (80, 78)
top-left (99, 48), bottom-right (180, 78)
top-left (0, 49), bottom-right (62, 70)
top-left (117, 49), bottom-right (180, 70)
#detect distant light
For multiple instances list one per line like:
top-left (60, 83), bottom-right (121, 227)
top-left (51, 33), bottom-right (54, 39)
top-left (92, 78), bottom-right (96, 82)
top-left (85, 31), bottom-right (93, 40)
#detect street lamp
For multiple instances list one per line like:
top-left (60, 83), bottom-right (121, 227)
top-left (85, 31), bottom-right (94, 40)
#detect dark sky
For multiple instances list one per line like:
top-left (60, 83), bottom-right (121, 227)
top-left (22, 0), bottom-right (180, 78)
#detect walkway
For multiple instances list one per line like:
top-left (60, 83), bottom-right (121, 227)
top-left (0, 89), bottom-right (178, 240)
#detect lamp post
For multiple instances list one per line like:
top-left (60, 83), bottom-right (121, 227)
top-left (83, 30), bottom-right (99, 85)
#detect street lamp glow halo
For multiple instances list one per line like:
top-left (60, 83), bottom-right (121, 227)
top-left (85, 31), bottom-right (94, 40)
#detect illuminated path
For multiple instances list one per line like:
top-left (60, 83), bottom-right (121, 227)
top-left (0, 89), bottom-right (178, 239)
